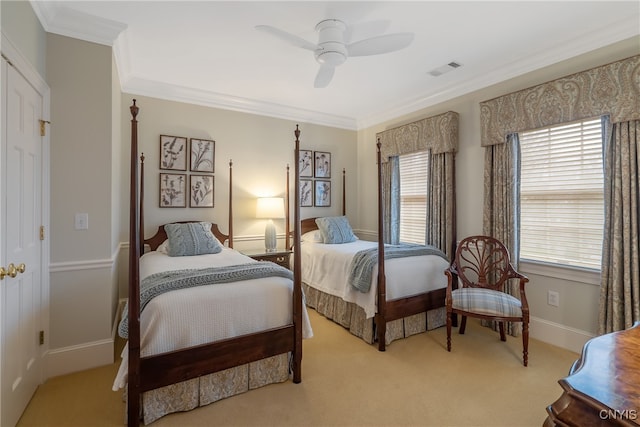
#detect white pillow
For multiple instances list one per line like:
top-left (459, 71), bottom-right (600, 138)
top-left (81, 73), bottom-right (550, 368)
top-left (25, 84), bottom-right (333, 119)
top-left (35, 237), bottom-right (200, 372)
top-left (301, 230), bottom-right (323, 243)
top-left (156, 240), bottom-right (169, 254)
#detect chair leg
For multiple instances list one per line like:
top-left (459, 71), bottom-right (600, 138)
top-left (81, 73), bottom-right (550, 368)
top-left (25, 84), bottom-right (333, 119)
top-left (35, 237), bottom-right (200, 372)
top-left (446, 311), bottom-right (452, 352)
top-left (459, 315), bottom-right (467, 334)
top-left (523, 321), bottom-right (529, 367)
top-left (499, 322), bottom-right (506, 341)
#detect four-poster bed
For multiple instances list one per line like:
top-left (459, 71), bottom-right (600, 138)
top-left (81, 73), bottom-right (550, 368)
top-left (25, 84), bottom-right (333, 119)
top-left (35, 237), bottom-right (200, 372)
top-left (116, 100), bottom-right (308, 426)
top-left (297, 141), bottom-right (455, 351)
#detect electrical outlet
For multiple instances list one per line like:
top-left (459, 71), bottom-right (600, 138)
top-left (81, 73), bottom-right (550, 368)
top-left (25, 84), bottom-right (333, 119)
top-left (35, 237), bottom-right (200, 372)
top-left (547, 290), bottom-right (560, 307)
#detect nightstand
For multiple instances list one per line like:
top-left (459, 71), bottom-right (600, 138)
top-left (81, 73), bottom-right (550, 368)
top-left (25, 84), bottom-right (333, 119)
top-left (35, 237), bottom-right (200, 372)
top-left (242, 249), bottom-right (292, 270)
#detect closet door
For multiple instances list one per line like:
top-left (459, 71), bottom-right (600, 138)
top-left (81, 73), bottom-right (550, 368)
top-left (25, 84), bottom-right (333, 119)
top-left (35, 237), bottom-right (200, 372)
top-left (1, 57), bottom-right (44, 427)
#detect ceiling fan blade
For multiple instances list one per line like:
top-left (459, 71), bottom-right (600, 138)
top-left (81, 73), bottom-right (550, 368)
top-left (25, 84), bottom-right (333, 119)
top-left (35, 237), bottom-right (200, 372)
top-left (255, 25), bottom-right (317, 51)
top-left (314, 64), bottom-right (335, 88)
top-left (344, 20), bottom-right (391, 44)
top-left (346, 33), bottom-right (414, 57)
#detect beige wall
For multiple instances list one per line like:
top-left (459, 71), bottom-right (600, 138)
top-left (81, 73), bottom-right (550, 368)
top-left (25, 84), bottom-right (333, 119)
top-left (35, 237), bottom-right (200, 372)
top-left (46, 34), bottom-right (117, 372)
top-left (356, 36), bottom-right (640, 348)
top-left (48, 34), bottom-right (114, 262)
top-left (111, 54), bottom-right (123, 328)
top-left (1, 0), bottom-right (47, 78)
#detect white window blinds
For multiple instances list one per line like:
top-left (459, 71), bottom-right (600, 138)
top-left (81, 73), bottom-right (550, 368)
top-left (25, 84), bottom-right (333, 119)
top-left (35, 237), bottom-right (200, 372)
top-left (519, 118), bottom-right (604, 270)
top-left (399, 151), bottom-right (429, 244)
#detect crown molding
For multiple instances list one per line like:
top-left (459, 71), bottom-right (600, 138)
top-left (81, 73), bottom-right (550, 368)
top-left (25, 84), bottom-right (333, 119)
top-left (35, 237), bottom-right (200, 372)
top-left (358, 17), bottom-right (640, 130)
top-left (30, 1), bottom-right (126, 46)
top-left (121, 76), bottom-right (358, 130)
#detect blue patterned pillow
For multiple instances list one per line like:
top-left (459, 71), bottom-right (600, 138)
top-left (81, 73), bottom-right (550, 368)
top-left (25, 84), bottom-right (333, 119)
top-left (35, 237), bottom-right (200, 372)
top-left (315, 216), bottom-right (357, 244)
top-left (164, 222), bottom-right (223, 256)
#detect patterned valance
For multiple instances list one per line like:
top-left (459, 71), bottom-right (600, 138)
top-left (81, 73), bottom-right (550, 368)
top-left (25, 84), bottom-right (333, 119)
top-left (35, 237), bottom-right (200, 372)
top-left (376, 111), bottom-right (458, 161)
top-left (480, 55), bottom-right (640, 146)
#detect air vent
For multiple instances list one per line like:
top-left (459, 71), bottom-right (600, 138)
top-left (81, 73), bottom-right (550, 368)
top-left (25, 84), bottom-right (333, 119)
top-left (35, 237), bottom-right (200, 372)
top-left (428, 61), bottom-right (462, 77)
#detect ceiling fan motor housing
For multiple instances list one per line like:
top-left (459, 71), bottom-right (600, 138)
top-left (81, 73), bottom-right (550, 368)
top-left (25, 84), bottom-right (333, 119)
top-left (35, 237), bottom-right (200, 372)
top-left (314, 19), bottom-right (348, 66)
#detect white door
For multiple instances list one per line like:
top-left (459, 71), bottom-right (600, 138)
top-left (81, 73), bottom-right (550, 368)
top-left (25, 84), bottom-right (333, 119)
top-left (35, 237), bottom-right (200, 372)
top-left (1, 57), bottom-right (44, 427)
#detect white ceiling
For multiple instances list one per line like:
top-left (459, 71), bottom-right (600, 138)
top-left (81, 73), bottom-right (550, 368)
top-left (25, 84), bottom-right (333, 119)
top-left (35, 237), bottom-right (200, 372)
top-left (31, 1), bottom-right (640, 130)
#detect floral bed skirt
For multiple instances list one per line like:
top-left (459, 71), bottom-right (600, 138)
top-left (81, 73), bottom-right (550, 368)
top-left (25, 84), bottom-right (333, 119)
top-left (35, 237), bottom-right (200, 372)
top-left (123, 353), bottom-right (289, 425)
top-left (303, 283), bottom-right (445, 346)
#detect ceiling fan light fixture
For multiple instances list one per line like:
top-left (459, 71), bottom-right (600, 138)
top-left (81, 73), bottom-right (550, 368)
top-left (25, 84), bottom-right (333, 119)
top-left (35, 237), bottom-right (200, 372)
top-left (315, 50), bottom-right (347, 66)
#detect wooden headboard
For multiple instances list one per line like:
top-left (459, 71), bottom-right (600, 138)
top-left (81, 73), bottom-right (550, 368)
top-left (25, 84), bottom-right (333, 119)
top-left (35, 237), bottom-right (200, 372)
top-left (300, 218), bottom-right (319, 235)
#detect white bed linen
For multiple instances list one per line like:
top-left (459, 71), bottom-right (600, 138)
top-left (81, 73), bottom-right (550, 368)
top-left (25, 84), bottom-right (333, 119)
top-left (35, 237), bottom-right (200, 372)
top-left (113, 247), bottom-right (312, 390)
top-left (301, 239), bottom-right (449, 319)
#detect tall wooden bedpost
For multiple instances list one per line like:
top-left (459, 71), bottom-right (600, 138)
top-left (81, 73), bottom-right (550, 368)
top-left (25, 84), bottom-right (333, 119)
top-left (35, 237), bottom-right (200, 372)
top-left (342, 168), bottom-right (346, 216)
top-left (285, 164), bottom-right (291, 250)
top-left (375, 138), bottom-right (387, 351)
top-left (292, 125), bottom-right (302, 383)
top-left (128, 100), bottom-right (141, 427)
top-left (139, 153), bottom-right (145, 255)
top-left (228, 160), bottom-right (234, 248)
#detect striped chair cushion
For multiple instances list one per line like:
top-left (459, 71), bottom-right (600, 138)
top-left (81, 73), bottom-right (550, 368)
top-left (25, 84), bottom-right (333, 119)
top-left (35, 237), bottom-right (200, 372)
top-left (452, 288), bottom-right (522, 317)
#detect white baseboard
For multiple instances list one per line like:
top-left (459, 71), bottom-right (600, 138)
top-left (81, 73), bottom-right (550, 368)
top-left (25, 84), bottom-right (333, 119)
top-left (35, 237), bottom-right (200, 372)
top-left (45, 338), bottom-right (114, 378)
top-left (44, 300), bottom-right (125, 379)
top-left (530, 316), bottom-right (594, 354)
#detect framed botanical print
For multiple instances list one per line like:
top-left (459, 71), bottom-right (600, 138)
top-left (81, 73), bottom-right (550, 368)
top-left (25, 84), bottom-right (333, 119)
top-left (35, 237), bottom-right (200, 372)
top-left (159, 135), bottom-right (187, 170)
top-left (300, 179), bottom-right (313, 207)
top-left (314, 151), bottom-right (331, 178)
top-left (299, 150), bottom-right (313, 177)
top-left (190, 138), bottom-right (215, 173)
top-left (159, 173), bottom-right (186, 207)
top-left (190, 174), bottom-right (214, 207)
top-left (314, 180), bottom-right (331, 207)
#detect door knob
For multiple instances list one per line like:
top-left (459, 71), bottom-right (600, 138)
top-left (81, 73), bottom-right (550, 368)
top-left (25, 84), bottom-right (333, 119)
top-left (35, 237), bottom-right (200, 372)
top-left (0, 263), bottom-right (25, 280)
top-left (7, 264), bottom-right (17, 278)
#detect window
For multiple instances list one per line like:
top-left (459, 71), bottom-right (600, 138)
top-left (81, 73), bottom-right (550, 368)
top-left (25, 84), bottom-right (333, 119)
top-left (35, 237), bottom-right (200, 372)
top-left (399, 151), bottom-right (429, 244)
top-left (519, 118), bottom-right (604, 270)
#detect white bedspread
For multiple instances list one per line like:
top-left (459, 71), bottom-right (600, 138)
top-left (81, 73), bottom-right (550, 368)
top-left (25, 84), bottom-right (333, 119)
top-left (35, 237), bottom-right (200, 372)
top-left (301, 239), bottom-right (449, 319)
top-left (113, 247), bottom-right (313, 390)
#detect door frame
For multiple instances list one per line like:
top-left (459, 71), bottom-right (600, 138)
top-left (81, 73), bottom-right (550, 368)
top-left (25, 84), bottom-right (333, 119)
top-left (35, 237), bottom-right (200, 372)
top-left (1, 30), bottom-right (51, 419)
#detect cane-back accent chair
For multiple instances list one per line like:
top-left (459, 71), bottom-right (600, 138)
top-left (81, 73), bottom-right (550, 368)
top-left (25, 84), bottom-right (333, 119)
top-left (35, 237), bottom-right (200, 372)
top-left (445, 235), bottom-right (530, 366)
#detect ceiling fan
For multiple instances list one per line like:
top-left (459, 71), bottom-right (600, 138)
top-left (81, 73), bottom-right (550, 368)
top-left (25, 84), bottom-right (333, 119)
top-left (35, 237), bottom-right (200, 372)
top-left (256, 19), bottom-right (414, 88)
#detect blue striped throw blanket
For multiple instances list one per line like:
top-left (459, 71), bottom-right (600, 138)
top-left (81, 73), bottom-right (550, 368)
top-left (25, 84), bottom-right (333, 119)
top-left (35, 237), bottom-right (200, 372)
top-left (119, 262), bottom-right (293, 338)
top-left (349, 244), bottom-right (448, 293)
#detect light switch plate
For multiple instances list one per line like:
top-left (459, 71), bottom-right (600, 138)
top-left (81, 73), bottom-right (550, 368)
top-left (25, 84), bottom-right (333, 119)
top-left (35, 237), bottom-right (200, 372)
top-left (547, 290), bottom-right (560, 307)
top-left (75, 213), bottom-right (89, 230)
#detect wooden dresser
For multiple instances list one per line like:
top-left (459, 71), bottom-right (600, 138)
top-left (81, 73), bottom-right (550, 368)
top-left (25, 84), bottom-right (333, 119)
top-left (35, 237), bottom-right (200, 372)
top-left (544, 322), bottom-right (640, 426)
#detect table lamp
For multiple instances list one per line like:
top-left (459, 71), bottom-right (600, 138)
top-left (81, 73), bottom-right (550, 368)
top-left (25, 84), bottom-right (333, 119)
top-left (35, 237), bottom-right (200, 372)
top-left (256, 197), bottom-right (285, 252)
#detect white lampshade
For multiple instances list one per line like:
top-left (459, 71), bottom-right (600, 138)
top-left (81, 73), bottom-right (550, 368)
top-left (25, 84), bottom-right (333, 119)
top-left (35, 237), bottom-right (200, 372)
top-left (256, 197), bottom-right (285, 219)
top-left (256, 197), bottom-right (285, 252)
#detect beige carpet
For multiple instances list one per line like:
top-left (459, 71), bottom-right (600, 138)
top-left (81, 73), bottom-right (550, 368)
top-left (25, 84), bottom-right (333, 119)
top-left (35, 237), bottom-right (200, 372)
top-left (17, 309), bottom-right (578, 427)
